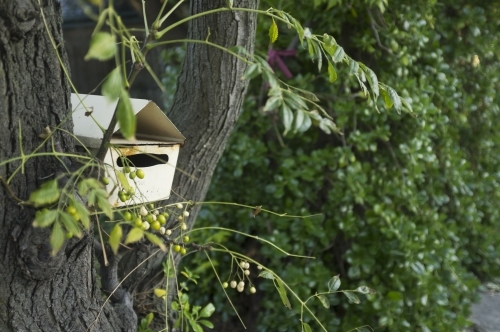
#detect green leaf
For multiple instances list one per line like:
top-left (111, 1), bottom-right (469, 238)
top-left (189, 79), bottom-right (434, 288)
top-left (29, 179), bottom-right (60, 207)
top-left (199, 303), bottom-right (215, 318)
top-left (323, 33), bottom-right (337, 55)
top-left (269, 19), bottom-right (279, 44)
top-left (283, 90), bottom-right (308, 109)
top-left (117, 89), bottom-right (136, 140)
top-left (71, 200), bottom-right (90, 229)
top-left (362, 66), bottom-right (379, 99)
top-left (387, 86), bottom-right (402, 112)
top-left (332, 45), bottom-right (345, 63)
top-left (281, 104), bottom-right (294, 135)
top-left (343, 291), bottom-right (361, 304)
top-left (387, 291), bottom-right (404, 301)
top-left (314, 42), bottom-right (323, 71)
top-left (264, 95), bottom-right (282, 112)
top-left (87, 189), bottom-right (96, 207)
top-left (258, 271), bottom-right (275, 279)
top-left (198, 320), bottom-right (214, 329)
top-left (102, 67), bottom-right (123, 102)
top-left (328, 275), bottom-right (341, 291)
top-left (262, 70), bottom-right (279, 89)
top-left (109, 224), bottom-right (123, 255)
top-left (319, 118), bottom-right (338, 134)
top-left (327, 62), bottom-right (337, 83)
top-left (275, 279), bottom-right (291, 309)
top-left (317, 294), bottom-right (330, 308)
top-left (145, 313), bottom-right (154, 325)
top-left (33, 209), bottom-right (58, 227)
top-left (145, 232), bottom-right (167, 252)
top-left (242, 63), bottom-right (261, 80)
top-left (303, 322), bottom-right (312, 332)
top-left (381, 88), bottom-right (393, 109)
top-left (349, 59), bottom-right (360, 75)
top-left (116, 171), bottom-right (131, 191)
top-left (124, 227), bottom-right (144, 244)
top-left (60, 211), bottom-right (83, 238)
top-left (356, 286), bottom-right (376, 294)
top-left (96, 193), bottom-right (113, 220)
top-left (291, 18), bottom-right (304, 45)
top-left (50, 221), bottom-right (65, 255)
top-left (84, 32), bottom-right (116, 61)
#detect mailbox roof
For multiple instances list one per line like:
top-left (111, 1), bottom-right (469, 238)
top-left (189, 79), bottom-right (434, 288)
top-left (71, 94), bottom-right (185, 148)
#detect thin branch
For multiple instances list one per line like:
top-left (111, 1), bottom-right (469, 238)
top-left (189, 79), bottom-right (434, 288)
top-left (366, 9), bottom-right (393, 55)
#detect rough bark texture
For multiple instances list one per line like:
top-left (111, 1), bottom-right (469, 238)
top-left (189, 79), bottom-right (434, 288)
top-left (117, 0), bottom-right (259, 321)
top-left (0, 1), bottom-right (133, 331)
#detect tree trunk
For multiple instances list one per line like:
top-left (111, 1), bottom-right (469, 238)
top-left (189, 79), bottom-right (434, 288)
top-left (0, 1), bottom-right (133, 331)
top-left (118, 0), bottom-right (259, 319)
top-left (0, 0), bottom-right (258, 330)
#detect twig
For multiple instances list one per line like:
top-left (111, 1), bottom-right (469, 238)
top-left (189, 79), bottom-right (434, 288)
top-left (366, 9), bottom-right (393, 54)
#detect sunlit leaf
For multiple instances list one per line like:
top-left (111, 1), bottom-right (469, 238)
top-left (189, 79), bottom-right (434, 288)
top-left (387, 86), bottom-right (402, 112)
top-left (124, 227), bottom-right (144, 244)
top-left (269, 19), bottom-right (279, 44)
top-left (96, 193), bottom-right (113, 220)
top-left (332, 45), bottom-right (345, 62)
top-left (145, 232), bottom-right (167, 252)
top-left (109, 224), bottom-right (123, 255)
top-left (264, 95), bottom-right (282, 112)
top-left (33, 209), bottom-right (58, 227)
top-left (356, 286), bottom-right (376, 294)
top-left (381, 88), bottom-right (393, 109)
top-left (349, 59), bottom-right (360, 75)
top-left (303, 322), bottom-right (312, 332)
top-left (198, 320), bottom-right (214, 329)
top-left (116, 171), bottom-right (131, 192)
top-left (29, 179), bottom-right (60, 207)
top-left (199, 303), bottom-right (215, 318)
top-left (328, 62), bottom-right (337, 83)
top-left (84, 32), bottom-right (116, 61)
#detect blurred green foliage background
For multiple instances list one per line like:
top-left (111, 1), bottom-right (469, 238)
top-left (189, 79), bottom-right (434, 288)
top-left (164, 0), bottom-right (500, 330)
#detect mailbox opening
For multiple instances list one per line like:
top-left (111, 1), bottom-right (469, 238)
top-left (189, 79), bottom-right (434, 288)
top-left (117, 154), bottom-right (169, 168)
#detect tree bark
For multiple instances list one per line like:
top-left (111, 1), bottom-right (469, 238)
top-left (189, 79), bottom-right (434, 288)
top-left (118, 0), bottom-right (259, 319)
top-left (0, 1), bottom-right (133, 331)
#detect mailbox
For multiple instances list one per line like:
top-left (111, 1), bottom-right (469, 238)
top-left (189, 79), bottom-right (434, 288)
top-left (71, 94), bottom-right (185, 206)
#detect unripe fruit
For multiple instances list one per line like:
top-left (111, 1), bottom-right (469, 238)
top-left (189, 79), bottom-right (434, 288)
top-left (166, 229), bottom-right (172, 236)
top-left (151, 221), bottom-right (161, 231)
top-left (142, 221), bottom-right (150, 230)
top-left (157, 214), bottom-right (166, 224)
top-left (180, 247), bottom-right (187, 255)
top-left (145, 214), bottom-right (153, 222)
top-left (244, 270), bottom-right (250, 276)
top-left (162, 212), bottom-right (170, 219)
top-left (176, 203), bottom-right (183, 209)
top-left (240, 261), bottom-right (246, 268)
top-left (250, 286), bottom-right (256, 294)
top-left (237, 284), bottom-right (244, 292)
top-left (148, 203), bottom-right (155, 210)
top-left (181, 223), bottom-right (187, 231)
top-left (123, 166), bottom-right (131, 173)
top-left (123, 211), bottom-right (132, 221)
top-left (129, 171), bottom-right (136, 179)
top-left (177, 215), bottom-right (184, 222)
top-left (139, 206), bottom-right (148, 216)
top-left (222, 282), bottom-right (228, 288)
top-left (101, 177), bottom-right (110, 185)
top-left (159, 227), bottom-right (166, 235)
top-left (174, 245), bottom-right (181, 252)
top-left (134, 218), bottom-right (143, 228)
top-left (183, 211), bottom-right (190, 217)
top-left (66, 206), bottom-right (77, 215)
top-left (257, 265), bottom-right (263, 270)
top-left (136, 169), bottom-right (145, 179)
top-left (238, 281), bottom-right (245, 288)
top-left (230, 281), bottom-right (237, 288)
top-left (183, 236), bottom-right (190, 243)
top-left (119, 194), bottom-right (127, 202)
top-left (127, 187), bottom-right (135, 195)
top-left (151, 214), bottom-right (157, 221)
top-left (65, 232), bottom-right (73, 239)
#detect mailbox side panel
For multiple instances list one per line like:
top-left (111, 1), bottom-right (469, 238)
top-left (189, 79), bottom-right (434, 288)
top-left (103, 144), bottom-right (180, 207)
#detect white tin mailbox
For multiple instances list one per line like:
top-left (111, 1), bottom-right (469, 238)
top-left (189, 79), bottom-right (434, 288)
top-left (71, 94), bottom-right (185, 207)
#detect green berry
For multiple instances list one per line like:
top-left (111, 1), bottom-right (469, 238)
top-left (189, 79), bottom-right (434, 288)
top-left (129, 171), bottom-right (136, 179)
top-left (136, 169), bottom-right (145, 179)
top-left (183, 236), bottom-right (190, 243)
top-left (173, 245), bottom-right (181, 252)
top-left (101, 177), bottom-right (110, 185)
top-left (134, 218), bottom-right (143, 228)
top-left (151, 220), bottom-right (161, 231)
top-left (66, 205), bottom-right (77, 215)
top-left (123, 166), bottom-right (131, 173)
top-left (222, 282), bottom-right (229, 289)
top-left (157, 214), bottom-right (166, 224)
top-left (123, 211), bottom-right (132, 221)
top-left (180, 247), bottom-right (187, 255)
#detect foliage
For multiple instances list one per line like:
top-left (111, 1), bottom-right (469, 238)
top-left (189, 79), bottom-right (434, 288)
top-left (190, 0), bottom-right (500, 331)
